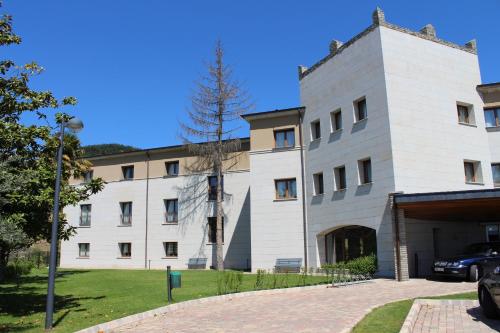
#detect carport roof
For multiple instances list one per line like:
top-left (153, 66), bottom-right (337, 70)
top-left (393, 188), bottom-right (500, 222)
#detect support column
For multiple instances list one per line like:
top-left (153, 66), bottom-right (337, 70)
top-left (390, 193), bottom-right (409, 281)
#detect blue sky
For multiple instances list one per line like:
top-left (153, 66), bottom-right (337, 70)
top-left (4, 1), bottom-right (499, 148)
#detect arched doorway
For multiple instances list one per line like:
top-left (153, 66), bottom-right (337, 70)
top-left (324, 226), bottom-right (376, 264)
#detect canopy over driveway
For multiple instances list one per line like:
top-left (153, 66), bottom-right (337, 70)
top-left (392, 189), bottom-right (500, 280)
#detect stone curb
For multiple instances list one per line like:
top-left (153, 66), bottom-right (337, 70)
top-left (399, 299), bottom-right (480, 333)
top-left (75, 283), bottom-right (332, 333)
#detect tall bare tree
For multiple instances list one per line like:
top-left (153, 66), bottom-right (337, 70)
top-left (180, 40), bottom-right (252, 271)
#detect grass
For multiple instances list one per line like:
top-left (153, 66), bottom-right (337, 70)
top-left (0, 268), bottom-right (326, 332)
top-left (351, 291), bottom-right (477, 333)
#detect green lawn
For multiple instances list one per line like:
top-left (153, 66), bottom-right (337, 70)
top-left (0, 268), bottom-right (326, 333)
top-left (351, 291), bottom-right (478, 333)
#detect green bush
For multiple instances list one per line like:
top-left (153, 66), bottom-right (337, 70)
top-left (5, 259), bottom-right (34, 281)
top-left (216, 270), bottom-right (244, 295)
top-left (321, 254), bottom-right (377, 277)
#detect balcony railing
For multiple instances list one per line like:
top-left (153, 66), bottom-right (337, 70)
top-left (120, 214), bottom-right (132, 226)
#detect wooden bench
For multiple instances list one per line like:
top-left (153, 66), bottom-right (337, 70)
top-left (187, 258), bottom-right (208, 269)
top-left (275, 258), bottom-right (302, 273)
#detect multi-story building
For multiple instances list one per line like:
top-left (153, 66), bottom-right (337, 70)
top-left (61, 8), bottom-right (500, 280)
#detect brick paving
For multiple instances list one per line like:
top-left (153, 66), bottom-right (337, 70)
top-left (110, 279), bottom-right (477, 333)
top-left (407, 300), bottom-right (500, 333)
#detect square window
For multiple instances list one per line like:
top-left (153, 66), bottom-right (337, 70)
top-left (492, 163), bottom-right (500, 186)
top-left (310, 120), bottom-right (321, 140)
top-left (120, 202), bottom-right (132, 225)
top-left (457, 103), bottom-right (475, 125)
top-left (122, 165), bottom-right (134, 180)
top-left (83, 170), bottom-right (93, 183)
top-left (330, 109), bottom-right (342, 132)
top-left (485, 109), bottom-right (500, 128)
top-left (208, 175), bottom-right (223, 201)
top-left (164, 199), bottom-right (178, 223)
top-left (275, 178), bottom-right (297, 199)
top-left (487, 225), bottom-right (500, 242)
top-left (313, 172), bottom-right (324, 195)
top-left (80, 204), bottom-right (91, 226)
top-left (358, 158), bottom-right (372, 184)
top-left (163, 242), bottom-right (178, 257)
top-left (464, 160), bottom-right (482, 184)
top-left (354, 98), bottom-right (367, 122)
top-left (119, 242), bottom-right (131, 257)
top-left (78, 243), bottom-right (89, 257)
top-left (274, 128), bottom-right (295, 148)
top-left (165, 161), bottom-right (179, 176)
top-left (334, 166), bottom-right (347, 191)
top-left (208, 217), bottom-right (224, 244)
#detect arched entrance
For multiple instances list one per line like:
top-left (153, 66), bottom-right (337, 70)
top-left (324, 226), bottom-right (376, 264)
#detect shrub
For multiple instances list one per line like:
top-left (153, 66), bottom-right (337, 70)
top-left (321, 254), bottom-right (377, 278)
top-left (4, 259), bottom-right (34, 283)
top-left (254, 269), bottom-right (265, 290)
top-left (216, 270), bottom-right (244, 295)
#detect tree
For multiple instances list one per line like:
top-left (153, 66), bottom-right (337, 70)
top-left (0, 4), bottom-right (104, 281)
top-left (180, 41), bottom-right (252, 271)
top-left (82, 143), bottom-right (139, 157)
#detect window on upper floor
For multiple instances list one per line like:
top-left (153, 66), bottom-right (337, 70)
top-left (330, 109), bottom-right (342, 132)
top-left (163, 242), bottom-right (178, 258)
top-left (119, 242), bottom-right (132, 258)
top-left (80, 204), bottom-right (91, 226)
top-left (491, 163), bottom-right (500, 187)
top-left (122, 165), bottom-right (134, 180)
top-left (275, 178), bottom-right (297, 200)
top-left (274, 128), bottom-right (295, 148)
top-left (310, 120), bottom-right (321, 140)
top-left (78, 243), bottom-right (89, 258)
top-left (457, 103), bottom-right (475, 125)
top-left (334, 166), bottom-right (347, 191)
top-left (83, 170), bottom-right (93, 183)
top-left (208, 175), bottom-right (224, 201)
top-left (358, 158), bottom-right (372, 185)
top-left (120, 202), bottom-right (132, 225)
top-left (354, 98), bottom-right (367, 122)
top-left (464, 160), bottom-right (482, 184)
top-left (313, 172), bottom-right (324, 195)
top-left (164, 199), bottom-right (178, 223)
top-left (165, 161), bottom-right (179, 176)
top-left (485, 108), bottom-right (500, 128)
top-left (207, 217), bottom-right (224, 244)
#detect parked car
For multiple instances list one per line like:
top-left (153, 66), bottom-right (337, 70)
top-left (478, 266), bottom-right (500, 318)
top-left (432, 242), bottom-right (500, 282)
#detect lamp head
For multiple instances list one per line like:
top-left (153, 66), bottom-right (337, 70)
top-left (65, 118), bottom-right (84, 133)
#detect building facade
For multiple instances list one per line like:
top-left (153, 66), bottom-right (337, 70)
top-left (60, 8), bottom-right (500, 279)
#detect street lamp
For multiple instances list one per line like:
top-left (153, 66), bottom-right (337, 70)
top-left (45, 117), bottom-right (83, 330)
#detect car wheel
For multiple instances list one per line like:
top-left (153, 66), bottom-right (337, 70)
top-left (469, 265), bottom-right (480, 282)
top-left (479, 287), bottom-right (500, 319)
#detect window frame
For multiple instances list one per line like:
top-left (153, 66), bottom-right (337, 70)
top-left (274, 178), bottom-right (298, 200)
top-left (164, 199), bottom-right (179, 224)
top-left (83, 170), bottom-right (93, 183)
top-left (79, 204), bottom-right (92, 227)
top-left (334, 165), bottom-right (347, 191)
top-left (165, 161), bottom-right (180, 176)
top-left (208, 175), bottom-right (224, 201)
top-left (492, 163), bottom-right (500, 187)
top-left (313, 172), bottom-right (324, 196)
top-left (207, 217), bottom-right (224, 244)
top-left (119, 201), bottom-right (133, 226)
top-left (310, 119), bottom-right (321, 141)
top-left (78, 243), bottom-right (90, 258)
top-left (163, 242), bottom-right (178, 258)
top-left (484, 108), bottom-right (500, 128)
top-left (464, 160), bottom-right (483, 184)
top-left (358, 158), bottom-right (372, 185)
top-left (118, 242), bottom-right (132, 258)
top-left (354, 97), bottom-right (368, 122)
top-left (121, 165), bottom-right (134, 180)
top-left (330, 109), bottom-right (343, 132)
top-left (274, 128), bottom-right (296, 149)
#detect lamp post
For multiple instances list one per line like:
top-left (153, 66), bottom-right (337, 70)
top-left (45, 117), bottom-right (83, 330)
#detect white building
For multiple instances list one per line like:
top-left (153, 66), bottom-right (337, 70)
top-left (61, 8), bottom-right (500, 280)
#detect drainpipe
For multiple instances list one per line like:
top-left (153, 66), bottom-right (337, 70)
top-left (144, 151), bottom-right (151, 269)
top-left (298, 109), bottom-right (308, 270)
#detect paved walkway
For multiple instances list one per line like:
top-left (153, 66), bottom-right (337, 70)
top-left (111, 279), bottom-right (476, 333)
top-left (406, 300), bottom-right (500, 333)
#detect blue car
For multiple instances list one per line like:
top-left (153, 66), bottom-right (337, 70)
top-left (432, 242), bottom-right (500, 282)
